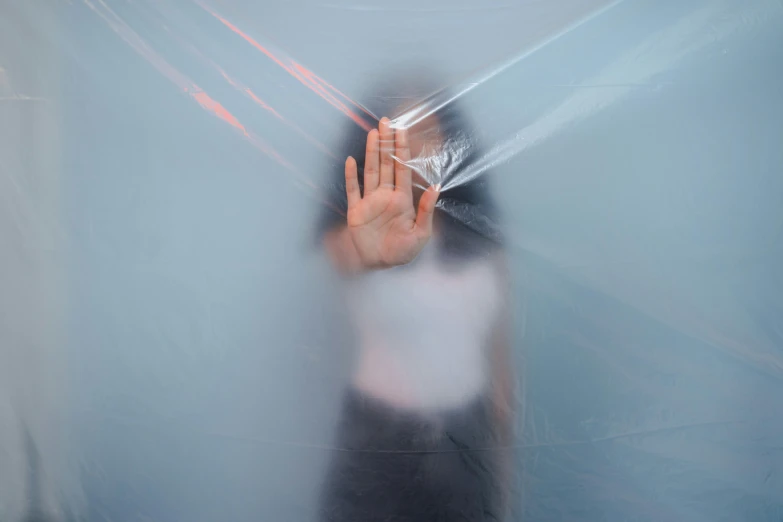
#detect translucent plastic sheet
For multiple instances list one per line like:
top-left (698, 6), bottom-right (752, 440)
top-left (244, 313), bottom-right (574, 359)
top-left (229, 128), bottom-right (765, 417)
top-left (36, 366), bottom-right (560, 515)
top-left (1, 0), bottom-right (782, 521)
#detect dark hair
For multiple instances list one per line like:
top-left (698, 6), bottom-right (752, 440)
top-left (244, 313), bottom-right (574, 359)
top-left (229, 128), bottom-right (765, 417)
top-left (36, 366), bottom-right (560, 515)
top-left (316, 74), bottom-right (503, 263)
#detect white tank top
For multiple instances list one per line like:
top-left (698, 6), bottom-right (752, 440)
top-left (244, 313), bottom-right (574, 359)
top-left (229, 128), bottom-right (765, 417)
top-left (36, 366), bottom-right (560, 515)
top-left (343, 243), bottom-right (503, 411)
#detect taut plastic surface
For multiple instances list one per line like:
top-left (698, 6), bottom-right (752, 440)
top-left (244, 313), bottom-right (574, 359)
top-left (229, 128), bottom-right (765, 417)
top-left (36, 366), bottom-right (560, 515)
top-left (1, 0), bottom-right (782, 521)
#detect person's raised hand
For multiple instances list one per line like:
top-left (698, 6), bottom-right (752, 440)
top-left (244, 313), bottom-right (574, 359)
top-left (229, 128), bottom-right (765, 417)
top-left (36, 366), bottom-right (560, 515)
top-left (344, 117), bottom-right (440, 269)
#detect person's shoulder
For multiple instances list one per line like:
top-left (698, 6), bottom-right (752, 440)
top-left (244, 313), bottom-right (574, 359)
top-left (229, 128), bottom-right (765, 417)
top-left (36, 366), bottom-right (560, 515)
top-left (485, 247), bottom-right (509, 274)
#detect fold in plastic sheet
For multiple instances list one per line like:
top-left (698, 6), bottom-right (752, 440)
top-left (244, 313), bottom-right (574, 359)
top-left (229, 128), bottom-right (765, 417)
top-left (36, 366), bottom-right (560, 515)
top-left (1, 0), bottom-right (783, 521)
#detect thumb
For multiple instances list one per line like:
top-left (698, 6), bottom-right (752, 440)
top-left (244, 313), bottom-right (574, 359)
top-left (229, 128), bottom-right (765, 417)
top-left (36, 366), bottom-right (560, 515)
top-left (415, 184), bottom-right (440, 236)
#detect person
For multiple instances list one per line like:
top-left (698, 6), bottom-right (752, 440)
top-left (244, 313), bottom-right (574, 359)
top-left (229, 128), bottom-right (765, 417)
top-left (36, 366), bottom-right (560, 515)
top-left (316, 79), bottom-right (517, 522)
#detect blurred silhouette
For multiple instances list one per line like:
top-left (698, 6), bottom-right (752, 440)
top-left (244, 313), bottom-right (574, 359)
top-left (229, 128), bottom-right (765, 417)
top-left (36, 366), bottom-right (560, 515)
top-left (316, 75), bottom-right (517, 522)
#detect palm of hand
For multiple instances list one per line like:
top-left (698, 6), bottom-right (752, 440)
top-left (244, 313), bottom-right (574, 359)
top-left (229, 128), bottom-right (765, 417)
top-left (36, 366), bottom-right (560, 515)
top-left (344, 118), bottom-right (440, 269)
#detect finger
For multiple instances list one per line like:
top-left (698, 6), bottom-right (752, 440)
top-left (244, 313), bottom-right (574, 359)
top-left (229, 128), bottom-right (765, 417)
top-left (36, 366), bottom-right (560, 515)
top-left (378, 117), bottom-right (394, 189)
top-left (363, 128), bottom-right (380, 195)
top-left (415, 184), bottom-right (440, 237)
top-left (394, 126), bottom-right (412, 196)
top-left (344, 156), bottom-right (360, 208)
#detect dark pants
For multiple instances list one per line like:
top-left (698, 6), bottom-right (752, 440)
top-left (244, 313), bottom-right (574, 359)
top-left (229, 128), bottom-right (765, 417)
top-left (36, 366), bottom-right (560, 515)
top-left (318, 389), bottom-right (507, 522)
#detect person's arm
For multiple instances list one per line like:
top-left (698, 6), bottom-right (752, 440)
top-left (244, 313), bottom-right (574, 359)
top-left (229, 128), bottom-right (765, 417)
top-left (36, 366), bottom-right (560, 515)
top-left (488, 254), bottom-right (516, 517)
top-left (489, 254), bottom-right (515, 435)
top-left (490, 310), bottom-right (514, 440)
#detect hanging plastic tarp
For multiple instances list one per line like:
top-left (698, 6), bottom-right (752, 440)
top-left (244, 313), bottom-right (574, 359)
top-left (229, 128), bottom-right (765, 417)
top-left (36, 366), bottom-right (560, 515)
top-left (1, 0), bottom-right (782, 521)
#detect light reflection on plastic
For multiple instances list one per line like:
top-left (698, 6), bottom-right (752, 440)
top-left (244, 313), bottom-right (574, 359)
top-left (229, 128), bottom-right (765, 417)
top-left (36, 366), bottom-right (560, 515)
top-left (82, 0), bottom-right (318, 191)
top-left (196, 0), bottom-right (374, 131)
top-left (149, 12), bottom-right (337, 159)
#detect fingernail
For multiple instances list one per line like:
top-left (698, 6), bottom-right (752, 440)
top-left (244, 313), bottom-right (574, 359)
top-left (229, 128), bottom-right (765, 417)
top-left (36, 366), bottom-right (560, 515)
top-left (434, 183), bottom-right (441, 192)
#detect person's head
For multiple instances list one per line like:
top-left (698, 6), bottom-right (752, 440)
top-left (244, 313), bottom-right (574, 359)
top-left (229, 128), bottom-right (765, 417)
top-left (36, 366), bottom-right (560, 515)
top-left (318, 71), bottom-right (503, 264)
